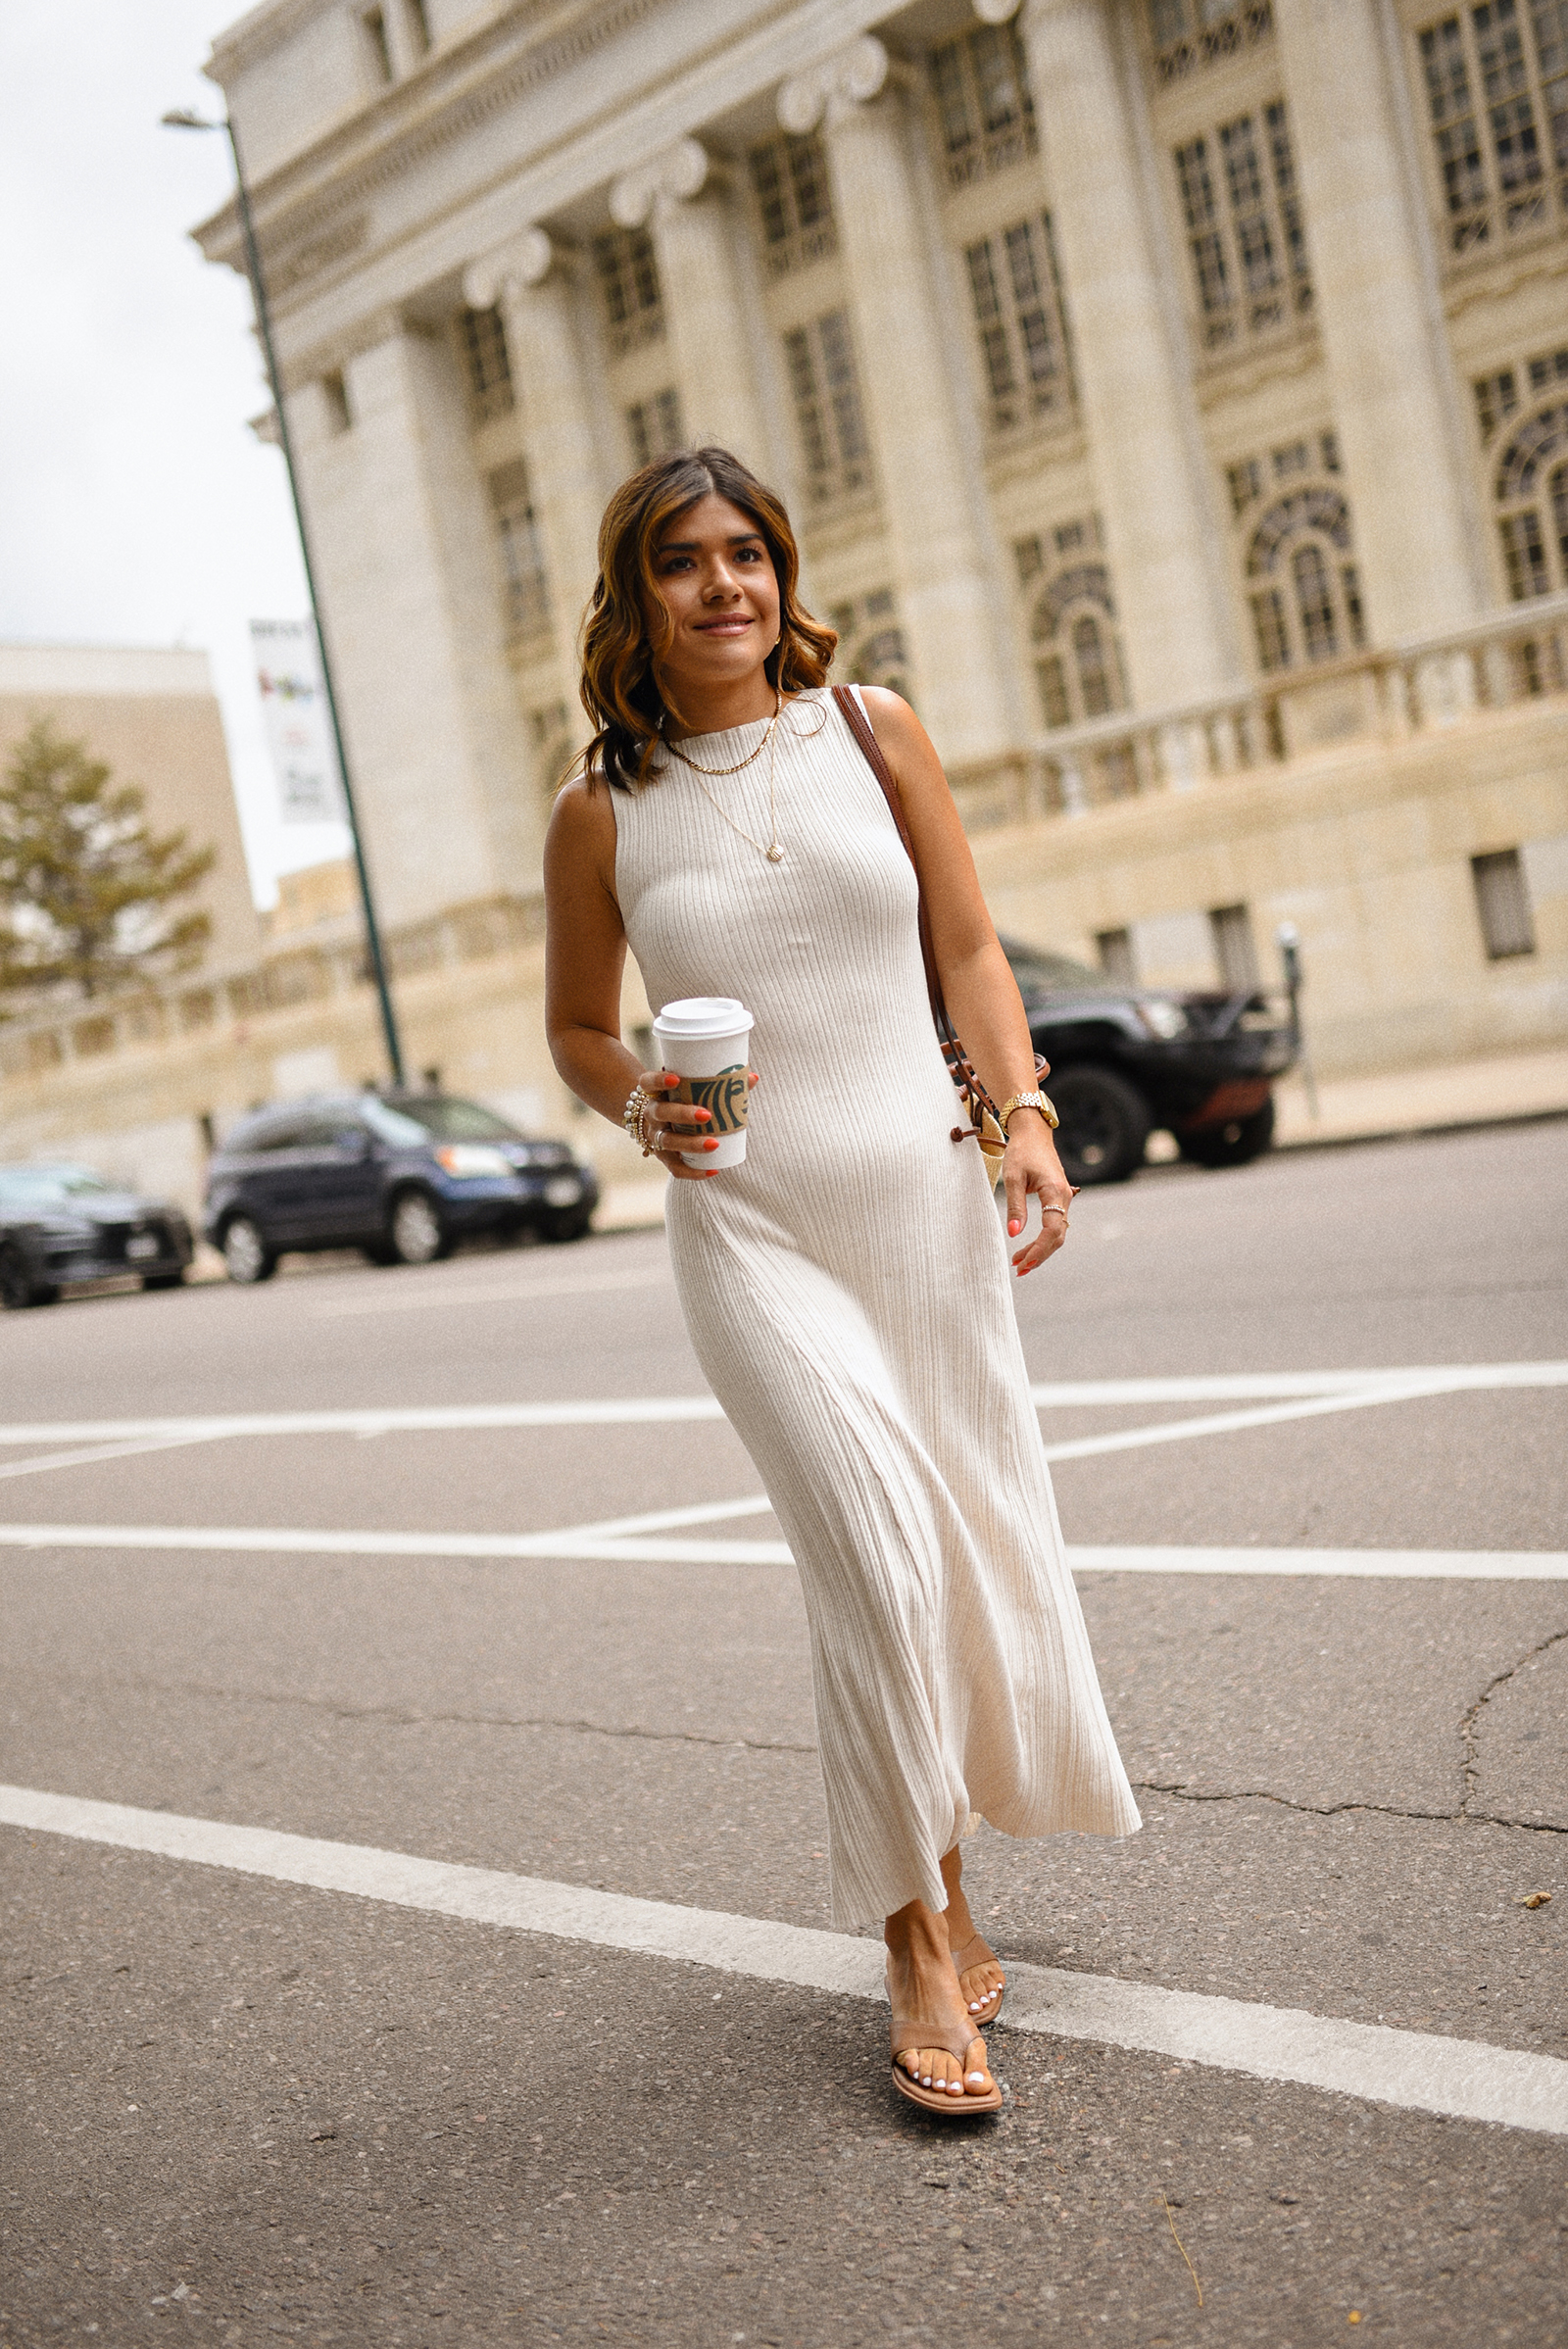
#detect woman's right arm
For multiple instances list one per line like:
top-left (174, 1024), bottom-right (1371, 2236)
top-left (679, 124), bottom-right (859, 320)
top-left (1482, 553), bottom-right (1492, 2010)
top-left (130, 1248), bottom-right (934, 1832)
top-left (542, 778), bottom-right (719, 1176)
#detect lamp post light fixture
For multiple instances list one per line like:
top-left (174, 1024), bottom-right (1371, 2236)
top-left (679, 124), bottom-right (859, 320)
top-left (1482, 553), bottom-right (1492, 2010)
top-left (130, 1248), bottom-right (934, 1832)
top-left (163, 104), bottom-right (406, 1086)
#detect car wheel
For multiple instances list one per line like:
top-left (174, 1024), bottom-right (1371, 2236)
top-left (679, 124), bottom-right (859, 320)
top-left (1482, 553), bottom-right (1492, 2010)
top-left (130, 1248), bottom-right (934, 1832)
top-left (221, 1215), bottom-right (276, 1285)
top-left (1050, 1065), bottom-right (1152, 1187)
top-left (141, 1271), bottom-right (186, 1292)
top-left (1177, 1096), bottom-right (1276, 1168)
top-left (538, 1209), bottom-right (593, 1245)
top-left (0, 1247), bottom-right (57, 1309)
top-left (389, 1189), bottom-right (450, 1266)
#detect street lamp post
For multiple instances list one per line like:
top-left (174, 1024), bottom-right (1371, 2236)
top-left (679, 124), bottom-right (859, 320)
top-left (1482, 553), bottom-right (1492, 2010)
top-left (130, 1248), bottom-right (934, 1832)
top-left (164, 104), bottom-right (406, 1087)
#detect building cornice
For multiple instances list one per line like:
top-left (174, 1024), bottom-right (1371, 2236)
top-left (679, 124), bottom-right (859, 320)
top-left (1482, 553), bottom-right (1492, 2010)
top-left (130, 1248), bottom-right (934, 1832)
top-left (196, 0), bottom-right (672, 277)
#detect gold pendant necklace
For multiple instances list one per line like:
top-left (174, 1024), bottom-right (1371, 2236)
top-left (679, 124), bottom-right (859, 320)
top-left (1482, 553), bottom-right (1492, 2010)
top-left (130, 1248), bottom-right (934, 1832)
top-left (666, 692), bottom-right (784, 862)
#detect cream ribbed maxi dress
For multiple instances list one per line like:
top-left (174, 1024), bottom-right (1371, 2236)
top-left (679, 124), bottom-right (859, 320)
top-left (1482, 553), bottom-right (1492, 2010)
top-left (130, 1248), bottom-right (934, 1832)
top-left (614, 688), bottom-right (1141, 1929)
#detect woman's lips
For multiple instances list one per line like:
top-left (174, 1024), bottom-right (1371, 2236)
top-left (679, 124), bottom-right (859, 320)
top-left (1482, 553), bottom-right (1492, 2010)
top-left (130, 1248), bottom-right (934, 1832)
top-left (695, 615), bottom-right (753, 634)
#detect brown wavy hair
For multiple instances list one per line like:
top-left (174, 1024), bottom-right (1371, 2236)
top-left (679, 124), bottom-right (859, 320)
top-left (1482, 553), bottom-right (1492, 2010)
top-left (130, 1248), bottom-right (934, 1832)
top-left (576, 446), bottom-right (837, 792)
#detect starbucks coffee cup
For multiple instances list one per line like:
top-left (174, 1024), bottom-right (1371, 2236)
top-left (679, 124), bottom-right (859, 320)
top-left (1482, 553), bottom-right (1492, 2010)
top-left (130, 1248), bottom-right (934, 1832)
top-left (652, 997), bottom-right (755, 1168)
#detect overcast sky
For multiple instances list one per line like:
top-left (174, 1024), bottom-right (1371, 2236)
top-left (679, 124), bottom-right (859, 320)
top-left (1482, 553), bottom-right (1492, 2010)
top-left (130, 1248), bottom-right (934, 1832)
top-left (0, 2), bottom-right (349, 907)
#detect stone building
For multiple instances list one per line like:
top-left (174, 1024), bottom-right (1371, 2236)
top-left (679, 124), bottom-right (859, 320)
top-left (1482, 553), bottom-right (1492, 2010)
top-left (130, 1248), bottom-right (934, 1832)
top-left (186, 0), bottom-right (1566, 1083)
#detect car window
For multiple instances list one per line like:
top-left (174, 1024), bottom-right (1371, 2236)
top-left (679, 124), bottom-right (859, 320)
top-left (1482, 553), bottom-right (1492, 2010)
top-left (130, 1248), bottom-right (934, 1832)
top-left (294, 1110), bottom-right (366, 1148)
top-left (384, 1097), bottom-right (521, 1142)
top-left (240, 1117), bottom-right (309, 1152)
top-left (359, 1099), bottom-right (433, 1149)
top-left (0, 1164), bottom-right (113, 1204)
top-left (1001, 941), bottom-right (1113, 995)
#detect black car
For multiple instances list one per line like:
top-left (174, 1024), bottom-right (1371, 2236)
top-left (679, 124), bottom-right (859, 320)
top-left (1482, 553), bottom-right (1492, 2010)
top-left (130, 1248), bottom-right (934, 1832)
top-left (0, 1162), bottom-right (194, 1308)
top-left (202, 1092), bottom-right (600, 1284)
top-left (999, 939), bottom-right (1298, 1186)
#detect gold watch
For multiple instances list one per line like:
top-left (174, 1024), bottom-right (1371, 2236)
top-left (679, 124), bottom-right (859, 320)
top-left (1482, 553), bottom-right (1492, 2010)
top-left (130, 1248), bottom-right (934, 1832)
top-left (999, 1089), bottom-right (1059, 1133)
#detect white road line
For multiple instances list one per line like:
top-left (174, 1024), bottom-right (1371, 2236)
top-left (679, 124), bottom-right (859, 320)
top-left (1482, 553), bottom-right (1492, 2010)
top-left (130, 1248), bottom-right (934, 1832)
top-left (309, 1266), bottom-right (675, 1320)
top-left (3, 1784), bottom-right (1562, 2138)
top-left (0, 1521), bottom-right (1561, 1578)
top-left (0, 1362), bottom-right (1559, 1448)
top-left (1038, 1381), bottom-right (1474, 1464)
top-left (0, 1433), bottom-right (230, 1484)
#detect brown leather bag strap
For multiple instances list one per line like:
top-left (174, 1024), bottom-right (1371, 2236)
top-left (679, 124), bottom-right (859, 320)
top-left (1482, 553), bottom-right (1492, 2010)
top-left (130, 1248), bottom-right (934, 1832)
top-left (831, 684), bottom-right (949, 1034)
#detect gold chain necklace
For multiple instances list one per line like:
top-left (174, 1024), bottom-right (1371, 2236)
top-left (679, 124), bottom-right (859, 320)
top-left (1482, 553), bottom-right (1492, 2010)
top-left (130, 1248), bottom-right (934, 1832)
top-left (662, 689), bottom-right (781, 776)
top-left (664, 692), bottom-right (785, 862)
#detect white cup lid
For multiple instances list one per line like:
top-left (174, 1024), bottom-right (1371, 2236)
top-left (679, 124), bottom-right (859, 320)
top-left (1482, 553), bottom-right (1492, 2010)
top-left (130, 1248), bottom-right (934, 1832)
top-left (652, 996), bottom-right (755, 1039)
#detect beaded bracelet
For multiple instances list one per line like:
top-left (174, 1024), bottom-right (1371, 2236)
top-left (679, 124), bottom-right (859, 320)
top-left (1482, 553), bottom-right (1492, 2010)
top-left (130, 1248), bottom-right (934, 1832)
top-left (622, 1083), bottom-right (655, 1157)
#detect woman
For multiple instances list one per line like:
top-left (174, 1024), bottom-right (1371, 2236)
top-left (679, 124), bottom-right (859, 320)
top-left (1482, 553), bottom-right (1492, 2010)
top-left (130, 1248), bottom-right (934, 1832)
top-left (545, 448), bottom-right (1139, 2116)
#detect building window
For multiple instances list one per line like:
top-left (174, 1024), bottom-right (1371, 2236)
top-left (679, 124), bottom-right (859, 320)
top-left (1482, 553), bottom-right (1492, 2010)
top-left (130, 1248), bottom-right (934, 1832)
top-left (748, 133), bottom-right (837, 276)
top-left (1175, 101), bottom-right (1312, 349)
top-left (1097, 927), bottom-right (1137, 984)
top-left (457, 306), bottom-right (513, 423)
top-left (1149, 0), bottom-right (1275, 84)
top-left (1244, 484), bottom-right (1364, 668)
top-left (594, 226), bottom-right (664, 357)
top-left (964, 213), bottom-right (1073, 431)
top-left (1030, 564), bottom-right (1129, 729)
top-left (1417, 1), bottom-right (1568, 252)
top-left (929, 21), bottom-right (1038, 190)
top-left (783, 311), bottom-right (872, 503)
top-left (321, 369), bottom-right (352, 435)
top-left (488, 462), bottom-right (550, 638)
top-left (362, 6), bottom-right (395, 82)
top-left (625, 388), bottom-right (684, 470)
top-left (1209, 904), bottom-right (1260, 990)
top-left (1471, 848), bottom-right (1537, 955)
top-left (1494, 395), bottom-right (1568, 595)
top-left (828, 591), bottom-right (910, 700)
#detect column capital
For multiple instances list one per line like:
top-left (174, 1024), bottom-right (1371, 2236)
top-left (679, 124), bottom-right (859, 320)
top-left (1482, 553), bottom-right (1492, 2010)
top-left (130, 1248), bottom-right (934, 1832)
top-left (778, 33), bottom-right (890, 136)
top-left (462, 225), bottom-right (556, 310)
top-left (609, 137), bottom-right (711, 230)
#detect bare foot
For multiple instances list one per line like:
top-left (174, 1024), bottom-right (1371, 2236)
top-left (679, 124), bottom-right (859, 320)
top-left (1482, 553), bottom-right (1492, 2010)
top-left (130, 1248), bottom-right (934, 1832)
top-left (941, 1844), bottom-right (1004, 2021)
top-left (884, 1897), bottom-right (996, 2100)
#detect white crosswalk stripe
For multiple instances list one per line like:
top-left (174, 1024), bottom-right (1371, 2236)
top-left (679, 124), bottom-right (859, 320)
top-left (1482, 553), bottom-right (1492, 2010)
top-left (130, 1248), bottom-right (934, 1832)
top-left (4, 1784), bottom-right (1563, 2139)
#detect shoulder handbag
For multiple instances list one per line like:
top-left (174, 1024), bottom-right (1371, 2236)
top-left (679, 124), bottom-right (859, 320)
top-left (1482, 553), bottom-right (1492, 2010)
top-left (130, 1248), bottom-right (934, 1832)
top-left (831, 684), bottom-right (1047, 1174)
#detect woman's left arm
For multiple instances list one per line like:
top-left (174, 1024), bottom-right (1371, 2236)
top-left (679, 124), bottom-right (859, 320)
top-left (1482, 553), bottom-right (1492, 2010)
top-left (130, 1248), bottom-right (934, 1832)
top-left (858, 688), bottom-right (1073, 1275)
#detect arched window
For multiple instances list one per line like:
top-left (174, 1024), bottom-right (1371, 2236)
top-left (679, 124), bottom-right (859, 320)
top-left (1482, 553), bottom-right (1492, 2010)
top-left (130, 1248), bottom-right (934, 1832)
top-left (1494, 404), bottom-right (1568, 600)
top-left (1245, 486), bottom-right (1364, 670)
top-left (1030, 563), bottom-right (1128, 728)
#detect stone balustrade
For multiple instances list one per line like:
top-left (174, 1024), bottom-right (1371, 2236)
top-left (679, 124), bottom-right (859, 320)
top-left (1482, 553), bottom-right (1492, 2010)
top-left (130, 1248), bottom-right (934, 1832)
top-left (972, 589), bottom-right (1568, 827)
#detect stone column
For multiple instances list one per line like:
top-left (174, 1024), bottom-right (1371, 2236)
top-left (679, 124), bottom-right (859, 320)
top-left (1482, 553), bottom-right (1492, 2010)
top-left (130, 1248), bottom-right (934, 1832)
top-left (778, 36), bottom-right (1017, 765)
top-left (466, 230), bottom-right (607, 695)
top-left (1270, 0), bottom-right (1486, 638)
top-left (982, 0), bottom-right (1242, 708)
top-left (291, 320), bottom-right (536, 928)
top-left (610, 140), bottom-right (773, 470)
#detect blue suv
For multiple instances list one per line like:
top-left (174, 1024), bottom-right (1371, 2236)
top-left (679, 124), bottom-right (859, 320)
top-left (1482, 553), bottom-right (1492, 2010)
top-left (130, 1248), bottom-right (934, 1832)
top-left (203, 1092), bottom-right (599, 1284)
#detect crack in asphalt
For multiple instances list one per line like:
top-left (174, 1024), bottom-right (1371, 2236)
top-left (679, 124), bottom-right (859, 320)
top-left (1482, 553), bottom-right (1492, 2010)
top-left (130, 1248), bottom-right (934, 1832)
top-left (1135, 1778), bottom-right (1568, 1835)
top-left (43, 1669), bottom-right (821, 1759)
top-left (1459, 1624), bottom-right (1568, 1820)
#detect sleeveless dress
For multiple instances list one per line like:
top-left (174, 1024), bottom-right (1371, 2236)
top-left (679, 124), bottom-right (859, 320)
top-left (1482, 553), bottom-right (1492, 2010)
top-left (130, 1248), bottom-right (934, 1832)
top-left (613, 688), bottom-right (1140, 1929)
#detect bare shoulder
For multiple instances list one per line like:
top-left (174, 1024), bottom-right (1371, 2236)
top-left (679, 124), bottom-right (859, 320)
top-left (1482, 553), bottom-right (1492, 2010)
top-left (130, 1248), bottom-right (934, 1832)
top-left (544, 770), bottom-right (619, 896)
top-left (856, 686), bottom-right (944, 787)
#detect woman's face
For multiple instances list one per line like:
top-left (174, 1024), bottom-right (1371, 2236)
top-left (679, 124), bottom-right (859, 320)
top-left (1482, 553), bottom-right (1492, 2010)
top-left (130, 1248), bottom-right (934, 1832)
top-left (647, 493), bottom-right (781, 704)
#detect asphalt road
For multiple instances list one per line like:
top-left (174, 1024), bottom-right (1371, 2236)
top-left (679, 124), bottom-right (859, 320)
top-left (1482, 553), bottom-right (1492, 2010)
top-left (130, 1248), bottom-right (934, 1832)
top-left (3, 1119), bottom-right (1566, 2347)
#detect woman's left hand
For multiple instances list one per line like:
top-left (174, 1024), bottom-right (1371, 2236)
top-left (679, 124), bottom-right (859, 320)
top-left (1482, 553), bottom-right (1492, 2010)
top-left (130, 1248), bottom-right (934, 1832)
top-left (1003, 1110), bottom-right (1077, 1276)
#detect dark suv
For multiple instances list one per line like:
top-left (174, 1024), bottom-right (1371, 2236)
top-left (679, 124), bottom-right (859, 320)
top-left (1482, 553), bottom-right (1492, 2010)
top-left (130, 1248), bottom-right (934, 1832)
top-left (1000, 939), bottom-right (1298, 1186)
top-left (0, 1162), bottom-right (193, 1308)
top-left (203, 1092), bottom-right (599, 1283)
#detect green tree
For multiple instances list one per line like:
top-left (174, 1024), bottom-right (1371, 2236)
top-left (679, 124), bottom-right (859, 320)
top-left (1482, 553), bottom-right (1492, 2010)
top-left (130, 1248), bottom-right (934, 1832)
top-left (0, 719), bottom-right (216, 1001)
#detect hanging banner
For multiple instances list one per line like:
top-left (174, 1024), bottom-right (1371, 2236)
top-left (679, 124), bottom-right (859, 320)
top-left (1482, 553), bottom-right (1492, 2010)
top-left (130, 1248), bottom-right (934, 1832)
top-left (250, 618), bottom-right (345, 824)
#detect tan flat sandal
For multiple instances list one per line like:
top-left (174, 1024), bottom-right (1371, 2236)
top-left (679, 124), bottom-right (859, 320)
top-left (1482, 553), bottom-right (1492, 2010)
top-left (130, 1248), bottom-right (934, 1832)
top-left (889, 2011), bottom-right (1003, 2117)
top-left (949, 1931), bottom-right (1005, 2026)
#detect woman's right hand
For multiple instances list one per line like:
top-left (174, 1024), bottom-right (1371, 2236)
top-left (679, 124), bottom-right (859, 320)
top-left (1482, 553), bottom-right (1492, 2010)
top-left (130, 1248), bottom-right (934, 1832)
top-left (636, 1066), bottom-right (759, 1178)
